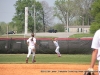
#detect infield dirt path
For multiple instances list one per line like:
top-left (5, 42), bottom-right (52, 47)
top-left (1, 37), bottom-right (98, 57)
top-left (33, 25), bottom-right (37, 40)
top-left (0, 64), bottom-right (98, 75)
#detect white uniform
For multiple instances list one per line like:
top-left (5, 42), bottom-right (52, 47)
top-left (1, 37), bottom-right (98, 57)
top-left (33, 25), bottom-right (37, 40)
top-left (91, 29), bottom-right (100, 74)
top-left (27, 37), bottom-right (36, 58)
top-left (53, 41), bottom-right (61, 56)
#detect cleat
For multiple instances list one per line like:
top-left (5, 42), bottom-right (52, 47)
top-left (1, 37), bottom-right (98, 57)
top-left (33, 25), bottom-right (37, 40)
top-left (26, 59), bottom-right (28, 63)
top-left (32, 60), bottom-right (36, 63)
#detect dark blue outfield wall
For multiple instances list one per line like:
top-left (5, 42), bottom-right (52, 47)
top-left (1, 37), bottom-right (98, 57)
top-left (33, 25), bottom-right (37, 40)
top-left (0, 38), bottom-right (93, 54)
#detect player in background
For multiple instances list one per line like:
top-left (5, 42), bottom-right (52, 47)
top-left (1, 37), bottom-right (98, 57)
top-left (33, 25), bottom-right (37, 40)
top-left (26, 33), bottom-right (36, 63)
top-left (52, 38), bottom-right (61, 57)
top-left (87, 29), bottom-right (100, 75)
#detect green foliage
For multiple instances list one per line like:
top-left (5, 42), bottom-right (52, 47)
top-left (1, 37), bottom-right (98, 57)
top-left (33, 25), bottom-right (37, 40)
top-left (90, 22), bottom-right (100, 33)
top-left (53, 24), bottom-right (64, 32)
top-left (0, 22), bottom-right (17, 35)
top-left (54, 0), bottom-right (92, 27)
top-left (8, 22), bottom-right (17, 31)
top-left (0, 22), bottom-right (7, 34)
top-left (91, 0), bottom-right (100, 17)
top-left (12, 0), bottom-right (43, 33)
top-left (69, 33), bottom-right (94, 38)
top-left (90, 0), bottom-right (100, 33)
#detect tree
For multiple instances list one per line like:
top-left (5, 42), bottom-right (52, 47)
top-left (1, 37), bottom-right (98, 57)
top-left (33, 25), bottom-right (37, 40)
top-left (90, 0), bottom-right (100, 33)
top-left (74, 0), bottom-right (94, 26)
top-left (29, 1), bottom-right (43, 32)
top-left (54, 0), bottom-right (94, 28)
top-left (40, 1), bottom-right (54, 32)
top-left (53, 23), bottom-right (64, 32)
top-left (54, 0), bottom-right (80, 29)
top-left (12, 0), bottom-right (43, 33)
top-left (0, 22), bottom-right (7, 34)
top-left (8, 22), bottom-right (17, 32)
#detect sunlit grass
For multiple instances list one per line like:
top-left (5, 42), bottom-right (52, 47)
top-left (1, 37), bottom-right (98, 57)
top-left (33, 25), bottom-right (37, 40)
top-left (0, 54), bottom-right (98, 64)
top-left (69, 33), bottom-right (94, 38)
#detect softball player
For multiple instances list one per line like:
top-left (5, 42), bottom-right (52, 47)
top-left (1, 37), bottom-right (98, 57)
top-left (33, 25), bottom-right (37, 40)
top-left (88, 29), bottom-right (100, 75)
top-left (26, 33), bottom-right (36, 63)
top-left (52, 38), bottom-right (61, 57)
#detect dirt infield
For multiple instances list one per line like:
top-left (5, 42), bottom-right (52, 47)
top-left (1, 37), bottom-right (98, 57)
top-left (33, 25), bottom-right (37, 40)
top-left (0, 64), bottom-right (98, 75)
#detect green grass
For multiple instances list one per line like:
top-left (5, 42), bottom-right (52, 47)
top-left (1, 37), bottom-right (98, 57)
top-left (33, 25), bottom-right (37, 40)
top-left (0, 54), bottom-right (98, 64)
top-left (1, 33), bottom-right (94, 38)
top-left (69, 33), bottom-right (94, 38)
top-left (1, 34), bottom-right (29, 38)
top-left (0, 34), bottom-right (55, 38)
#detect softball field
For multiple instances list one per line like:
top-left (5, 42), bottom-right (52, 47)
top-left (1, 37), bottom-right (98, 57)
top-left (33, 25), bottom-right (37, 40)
top-left (0, 64), bottom-right (98, 75)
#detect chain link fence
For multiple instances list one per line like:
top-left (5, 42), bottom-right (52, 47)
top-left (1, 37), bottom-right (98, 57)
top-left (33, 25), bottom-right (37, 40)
top-left (0, 38), bottom-right (92, 54)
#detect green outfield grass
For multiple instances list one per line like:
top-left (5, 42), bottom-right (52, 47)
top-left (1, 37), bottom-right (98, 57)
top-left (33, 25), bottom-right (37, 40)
top-left (1, 34), bottom-right (55, 38)
top-left (69, 33), bottom-right (94, 38)
top-left (0, 33), bottom-right (94, 38)
top-left (0, 54), bottom-right (98, 64)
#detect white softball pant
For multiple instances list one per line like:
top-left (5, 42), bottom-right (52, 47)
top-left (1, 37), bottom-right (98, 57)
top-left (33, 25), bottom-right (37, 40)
top-left (27, 46), bottom-right (35, 58)
top-left (55, 46), bottom-right (60, 54)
